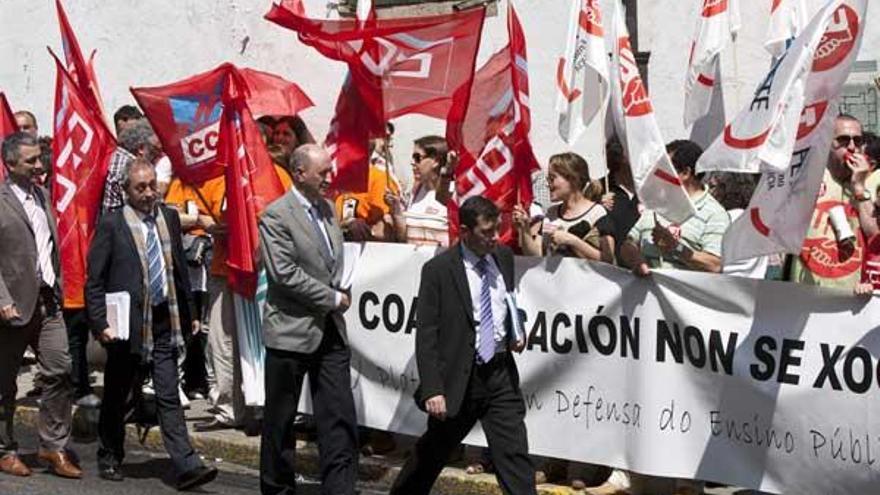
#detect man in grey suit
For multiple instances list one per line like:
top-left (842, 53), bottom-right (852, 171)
top-left (258, 144), bottom-right (357, 495)
top-left (0, 132), bottom-right (81, 479)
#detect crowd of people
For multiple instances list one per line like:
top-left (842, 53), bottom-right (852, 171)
top-left (0, 102), bottom-right (879, 495)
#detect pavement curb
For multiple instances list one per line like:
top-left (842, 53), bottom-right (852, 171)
top-left (15, 405), bottom-right (625, 495)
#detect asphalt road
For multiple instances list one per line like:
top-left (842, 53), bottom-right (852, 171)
top-left (0, 427), bottom-right (391, 495)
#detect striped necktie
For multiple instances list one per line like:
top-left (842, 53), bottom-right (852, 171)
top-left (144, 216), bottom-right (167, 305)
top-left (22, 193), bottom-right (55, 288)
top-left (476, 257), bottom-right (496, 364)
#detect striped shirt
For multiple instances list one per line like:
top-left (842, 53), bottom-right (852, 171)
top-left (628, 190), bottom-right (729, 270)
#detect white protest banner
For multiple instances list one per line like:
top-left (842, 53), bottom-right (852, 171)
top-left (342, 242), bottom-right (880, 495)
top-left (556, 0), bottom-right (610, 145)
top-left (721, 0), bottom-right (867, 263)
top-left (696, 0), bottom-right (842, 175)
top-left (683, 0), bottom-right (739, 128)
top-left (608, 0), bottom-right (695, 224)
top-left (766, 0), bottom-right (810, 58)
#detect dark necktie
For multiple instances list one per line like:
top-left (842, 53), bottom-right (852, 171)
top-left (476, 258), bottom-right (495, 363)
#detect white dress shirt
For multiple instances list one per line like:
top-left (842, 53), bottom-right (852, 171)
top-left (11, 183), bottom-right (56, 287)
top-left (291, 187), bottom-right (344, 308)
top-left (134, 208), bottom-right (169, 301)
top-left (461, 244), bottom-right (508, 354)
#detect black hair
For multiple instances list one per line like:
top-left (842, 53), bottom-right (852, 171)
top-left (459, 196), bottom-right (499, 230)
top-left (114, 105), bottom-right (143, 124)
top-left (666, 139), bottom-right (704, 176)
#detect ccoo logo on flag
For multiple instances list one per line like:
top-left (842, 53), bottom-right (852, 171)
top-left (812, 5), bottom-right (859, 73)
top-left (618, 37), bottom-right (652, 117)
top-left (170, 91), bottom-right (224, 168)
top-left (702, 0), bottom-right (729, 18)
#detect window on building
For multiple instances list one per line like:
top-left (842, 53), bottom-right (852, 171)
top-left (839, 61), bottom-right (879, 134)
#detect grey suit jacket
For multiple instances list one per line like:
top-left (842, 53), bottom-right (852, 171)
top-left (0, 180), bottom-right (62, 326)
top-left (259, 189), bottom-right (346, 354)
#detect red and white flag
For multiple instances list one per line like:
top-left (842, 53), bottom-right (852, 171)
top-left (49, 52), bottom-right (116, 308)
top-left (766, 0), bottom-right (810, 58)
top-left (0, 92), bottom-right (18, 179)
top-left (556, 0), bottom-right (610, 145)
top-left (447, 2), bottom-right (540, 247)
top-left (609, 0), bottom-right (695, 224)
top-left (218, 80), bottom-right (287, 297)
top-left (55, 0), bottom-right (105, 120)
top-left (684, 0), bottom-right (740, 128)
top-left (697, 0), bottom-right (845, 175)
top-left (132, 63), bottom-right (312, 184)
top-left (266, 0), bottom-right (485, 192)
top-left (722, 0), bottom-right (867, 263)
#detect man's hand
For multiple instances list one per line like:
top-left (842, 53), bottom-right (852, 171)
top-left (192, 320), bottom-right (201, 335)
top-left (0, 304), bottom-right (20, 322)
top-left (632, 262), bottom-right (651, 278)
top-left (509, 338), bottom-right (526, 353)
top-left (337, 291), bottom-right (352, 312)
top-left (847, 152), bottom-right (871, 190)
top-left (424, 394), bottom-right (447, 420)
top-left (651, 224), bottom-right (679, 254)
top-left (854, 282), bottom-right (875, 297)
top-left (97, 327), bottom-right (117, 344)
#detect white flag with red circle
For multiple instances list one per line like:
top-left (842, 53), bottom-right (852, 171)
top-left (556, 0), bottom-right (609, 145)
top-left (696, 0), bottom-right (845, 175)
top-left (722, 0), bottom-right (867, 263)
top-left (684, 0), bottom-right (740, 128)
top-left (609, 0), bottom-right (695, 224)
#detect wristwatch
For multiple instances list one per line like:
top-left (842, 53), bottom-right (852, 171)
top-left (853, 188), bottom-right (873, 202)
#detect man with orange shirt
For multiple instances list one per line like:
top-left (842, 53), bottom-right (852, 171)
top-left (334, 137), bottom-right (402, 241)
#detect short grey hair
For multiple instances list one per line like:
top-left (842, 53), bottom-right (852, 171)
top-left (1, 131), bottom-right (39, 166)
top-left (288, 143), bottom-right (326, 174)
top-left (121, 157), bottom-right (156, 190)
top-left (118, 119), bottom-right (157, 156)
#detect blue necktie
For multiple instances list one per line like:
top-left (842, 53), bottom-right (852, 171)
top-left (145, 216), bottom-right (166, 304)
top-left (476, 258), bottom-right (495, 363)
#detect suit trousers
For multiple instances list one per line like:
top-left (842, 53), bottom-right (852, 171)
top-left (0, 288), bottom-right (73, 454)
top-left (97, 303), bottom-right (201, 476)
top-left (260, 320), bottom-right (358, 495)
top-left (63, 308), bottom-right (93, 398)
top-left (390, 353), bottom-right (536, 495)
top-left (206, 276), bottom-right (245, 425)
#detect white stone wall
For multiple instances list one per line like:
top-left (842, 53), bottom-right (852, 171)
top-left (1, 0), bottom-right (876, 185)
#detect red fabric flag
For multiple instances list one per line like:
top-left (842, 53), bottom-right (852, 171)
top-left (56, 0), bottom-right (104, 117)
top-left (132, 63), bottom-right (313, 185)
top-left (0, 92), bottom-right (18, 180)
top-left (266, 0), bottom-right (485, 191)
top-left (446, 4), bottom-right (539, 247)
top-left (49, 53), bottom-right (116, 308)
top-left (219, 78), bottom-right (287, 297)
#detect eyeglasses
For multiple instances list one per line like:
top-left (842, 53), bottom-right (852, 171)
top-left (834, 135), bottom-right (865, 148)
top-left (412, 152), bottom-right (426, 163)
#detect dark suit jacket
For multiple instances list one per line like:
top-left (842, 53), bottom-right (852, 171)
top-left (0, 181), bottom-right (62, 326)
top-left (85, 205), bottom-right (193, 354)
top-left (414, 243), bottom-right (520, 418)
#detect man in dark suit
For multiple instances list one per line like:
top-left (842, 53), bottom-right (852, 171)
top-left (390, 196), bottom-right (535, 495)
top-left (0, 132), bottom-right (81, 479)
top-left (85, 158), bottom-right (216, 490)
top-left (258, 144), bottom-right (357, 495)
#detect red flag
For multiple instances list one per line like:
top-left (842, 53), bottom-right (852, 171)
top-left (0, 92), bottom-right (18, 180)
top-left (56, 0), bottom-right (104, 117)
top-left (447, 3), bottom-right (539, 247)
top-left (219, 78), bottom-right (287, 297)
top-left (132, 63), bottom-right (313, 185)
top-left (266, 0), bottom-right (485, 190)
top-left (49, 52), bottom-right (116, 308)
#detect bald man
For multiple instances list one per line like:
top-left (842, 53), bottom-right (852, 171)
top-left (13, 111), bottom-right (37, 138)
top-left (258, 144), bottom-right (358, 495)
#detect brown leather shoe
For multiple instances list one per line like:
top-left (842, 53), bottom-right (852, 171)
top-left (38, 449), bottom-right (82, 479)
top-left (0, 454), bottom-right (32, 477)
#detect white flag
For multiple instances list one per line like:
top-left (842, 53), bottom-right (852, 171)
top-left (684, 0), bottom-right (740, 128)
top-left (766, 0), bottom-right (810, 57)
top-left (696, 0), bottom-right (842, 175)
top-left (556, 0), bottom-right (610, 144)
top-left (723, 0), bottom-right (867, 263)
top-left (609, 0), bottom-right (695, 224)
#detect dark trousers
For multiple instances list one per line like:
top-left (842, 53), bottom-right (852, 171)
top-left (390, 353), bottom-right (536, 495)
top-left (0, 289), bottom-right (72, 454)
top-left (97, 303), bottom-right (201, 476)
top-left (260, 321), bottom-right (358, 495)
top-left (63, 308), bottom-right (92, 398)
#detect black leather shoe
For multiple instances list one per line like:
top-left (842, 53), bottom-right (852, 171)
top-left (99, 465), bottom-right (124, 482)
top-left (176, 465), bottom-right (218, 491)
top-left (193, 419), bottom-right (234, 432)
